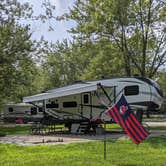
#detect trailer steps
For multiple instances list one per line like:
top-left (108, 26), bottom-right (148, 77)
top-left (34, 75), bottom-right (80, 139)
top-left (77, 121), bottom-right (90, 134)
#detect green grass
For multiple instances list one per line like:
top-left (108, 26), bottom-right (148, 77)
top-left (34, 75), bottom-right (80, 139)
top-left (103, 124), bottom-right (121, 129)
top-left (104, 124), bottom-right (166, 130)
top-left (1, 123), bottom-right (166, 136)
top-left (148, 126), bottom-right (166, 130)
top-left (0, 126), bottom-right (30, 135)
top-left (0, 136), bottom-right (166, 166)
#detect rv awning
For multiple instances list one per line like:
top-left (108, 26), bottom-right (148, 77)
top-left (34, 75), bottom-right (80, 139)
top-left (23, 83), bottom-right (98, 103)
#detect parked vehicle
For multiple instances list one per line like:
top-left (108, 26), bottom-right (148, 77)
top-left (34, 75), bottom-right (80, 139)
top-left (23, 77), bottom-right (163, 133)
top-left (3, 103), bottom-right (43, 123)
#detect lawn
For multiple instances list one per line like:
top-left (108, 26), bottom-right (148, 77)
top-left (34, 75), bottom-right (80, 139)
top-left (1, 124), bottom-right (166, 136)
top-left (0, 126), bottom-right (30, 135)
top-left (0, 136), bottom-right (166, 166)
top-left (102, 123), bottom-right (166, 131)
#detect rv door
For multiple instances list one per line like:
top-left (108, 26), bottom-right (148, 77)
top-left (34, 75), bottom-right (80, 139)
top-left (81, 92), bottom-right (92, 119)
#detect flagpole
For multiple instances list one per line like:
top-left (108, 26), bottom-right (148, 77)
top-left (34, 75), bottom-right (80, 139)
top-left (104, 122), bottom-right (106, 160)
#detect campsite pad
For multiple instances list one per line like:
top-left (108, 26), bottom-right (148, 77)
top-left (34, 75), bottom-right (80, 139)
top-left (0, 129), bottom-right (166, 146)
top-left (0, 130), bottom-right (124, 146)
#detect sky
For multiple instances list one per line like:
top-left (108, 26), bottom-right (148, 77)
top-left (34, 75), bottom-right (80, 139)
top-left (21, 0), bottom-right (76, 42)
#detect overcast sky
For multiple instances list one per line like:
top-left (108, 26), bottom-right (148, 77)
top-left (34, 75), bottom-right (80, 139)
top-left (21, 0), bottom-right (76, 42)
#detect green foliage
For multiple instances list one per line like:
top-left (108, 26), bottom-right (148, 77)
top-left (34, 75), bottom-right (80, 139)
top-left (158, 70), bottom-right (166, 111)
top-left (43, 39), bottom-right (97, 88)
top-left (67, 0), bottom-right (166, 77)
top-left (0, 0), bottom-right (48, 110)
top-left (0, 24), bottom-right (31, 103)
top-left (0, 136), bottom-right (166, 166)
top-left (43, 38), bottom-right (125, 89)
top-left (81, 40), bottom-right (124, 80)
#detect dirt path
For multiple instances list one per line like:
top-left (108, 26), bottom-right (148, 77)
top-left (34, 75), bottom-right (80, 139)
top-left (0, 129), bottom-right (166, 146)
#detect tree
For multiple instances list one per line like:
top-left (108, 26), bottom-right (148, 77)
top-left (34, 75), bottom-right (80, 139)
top-left (43, 39), bottom-right (95, 88)
top-left (0, 23), bottom-right (39, 107)
top-left (66, 0), bottom-right (166, 78)
top-left (80, 39), bottom-right (124, 80)
top-left (0, 0), bottom-right (53, 110)
top-left (158, 70), bottom-right (166, 111)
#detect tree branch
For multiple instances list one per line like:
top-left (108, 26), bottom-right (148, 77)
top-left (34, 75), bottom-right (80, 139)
top-left (149, 33), bottom-right (165, 76)
top-left (149, 50), bottom-right (166, 77)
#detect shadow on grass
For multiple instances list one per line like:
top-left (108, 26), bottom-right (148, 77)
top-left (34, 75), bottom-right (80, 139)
top-left (106, 135), bottom-right (166, 149)
top-left (145, 135), bottom-right (166, 148)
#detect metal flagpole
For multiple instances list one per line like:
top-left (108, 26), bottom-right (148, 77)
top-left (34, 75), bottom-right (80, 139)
top-left (96, 84), bottom-right (125, 161)
top-left (104, 121), bottom-right (106, 160)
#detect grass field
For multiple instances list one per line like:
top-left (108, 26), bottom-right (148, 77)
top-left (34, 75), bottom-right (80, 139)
top-left (0, 126), bottom-right (30, 135)
top-left (0, 125), bottom-right (166, 165)
top-left (0, 136), bottom-right (166, 166)
top-left (1, 124), bottom-right (166, 136)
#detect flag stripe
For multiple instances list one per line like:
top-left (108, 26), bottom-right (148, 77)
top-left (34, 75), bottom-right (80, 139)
top-left (110, 111), bottom-right (119, 124)
top-left (127, 116), bottom-right (145, 140)
top-left (130, 114), bottom-right (149, 137)
top-left (113, 107), bottom-right (126, 130)
top-left (112, 107), bottom-right (123, 125)
top-left (106, 108), bottom-right (119, 124)
top-left (125, 120), bottom-right (141, 144)
top-left (111, 109), bottom-right (121, 125)
top-left (125, 127), bottom-right (139, 144)
top-left (126, 117), bottom-right (144, 141)
top-left (108, 108), bottom-right (120, 125)
top-left (128, 115), bottom-right (148, 139)
top-left (105, 110), bottom-right (112, 119)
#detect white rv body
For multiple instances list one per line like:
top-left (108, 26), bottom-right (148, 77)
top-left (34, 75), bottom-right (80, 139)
top-left (23, 77), bottom-right (163, 123)
top-left (3, 103), bottom-right (43, 122)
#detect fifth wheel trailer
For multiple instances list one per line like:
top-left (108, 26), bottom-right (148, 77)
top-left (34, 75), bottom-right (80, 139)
top-left (23, 77), bottom-right (163, 132)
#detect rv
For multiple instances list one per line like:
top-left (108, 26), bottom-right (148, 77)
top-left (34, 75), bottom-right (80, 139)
top-left (23, 77), bottom-right (163, 133)
top-left (3, 103), bottom-right (43, 123)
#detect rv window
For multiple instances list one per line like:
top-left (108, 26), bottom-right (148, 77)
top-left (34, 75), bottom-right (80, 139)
top-left (124, 85), bottom-right (139, 96)
top-left (63, 101), bottom-right (77, 108)
top-left (46, 103), bottom-right (59, 108)
top-left (31, 107), bottom-right (37, 115)
top-left (8, 107), bottom-right (13, 112)
top-left (83, 94), bottom-right (89, 104)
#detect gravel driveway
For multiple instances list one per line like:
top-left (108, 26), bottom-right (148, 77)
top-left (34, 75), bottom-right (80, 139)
top-left (0, 129), bottom-right (166, 146)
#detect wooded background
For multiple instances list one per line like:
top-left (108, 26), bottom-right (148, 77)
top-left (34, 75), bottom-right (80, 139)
top-left (0, 0), bottom-right (165, 111)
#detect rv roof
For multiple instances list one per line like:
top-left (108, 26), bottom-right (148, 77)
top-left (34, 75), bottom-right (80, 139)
top-left (46, 82), bottom-right (89, 93)
top-left (23, 83), bottom-right (97, 103)
top-left (23, 77), bottom-right (152, 103)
